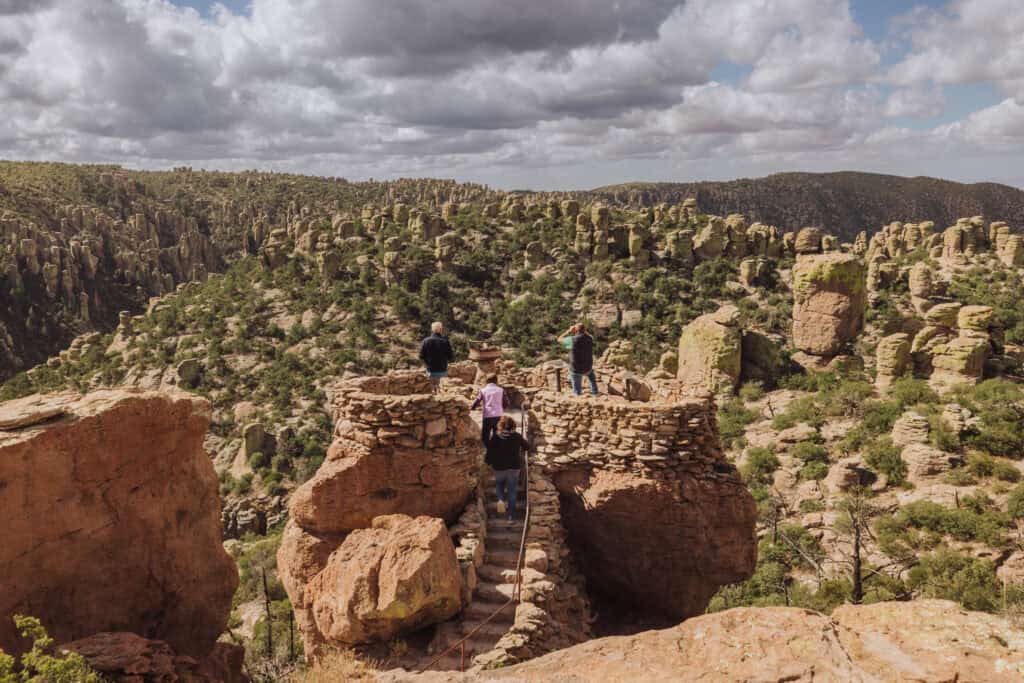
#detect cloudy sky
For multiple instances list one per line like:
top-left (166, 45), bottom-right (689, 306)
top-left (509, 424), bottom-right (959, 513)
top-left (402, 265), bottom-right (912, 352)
top-left (1, 0), bottom-right (1022, 189)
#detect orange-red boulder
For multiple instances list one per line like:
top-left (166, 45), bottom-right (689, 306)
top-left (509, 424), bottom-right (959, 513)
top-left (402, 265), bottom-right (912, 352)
top-left (64, 632), bottom-right (248, 683)
top-left (556, 469), bottom-right (756, 622)
top-left (284, 515), bottom-right (462, 652)
top-left (0, 390), bottom-right (237, 659)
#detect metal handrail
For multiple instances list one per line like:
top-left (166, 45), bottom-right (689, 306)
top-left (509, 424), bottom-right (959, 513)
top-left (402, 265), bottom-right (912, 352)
top-left (420, 406), bottom-right (532, 673)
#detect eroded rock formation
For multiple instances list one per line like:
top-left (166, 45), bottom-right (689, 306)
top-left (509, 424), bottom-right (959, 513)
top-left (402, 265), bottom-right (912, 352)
top-left (0, 389), bottom-right (237, 659)
top-left (528, 390), bottom-right (757, 625)
top-left (383, 600), bottom-right (1024, 682)
top-left (792, 252), bottom-right (867, 357)
top-left (279, 372), bottom-right (478, 658)
top-left (676, 304), bottom-right (742, 398)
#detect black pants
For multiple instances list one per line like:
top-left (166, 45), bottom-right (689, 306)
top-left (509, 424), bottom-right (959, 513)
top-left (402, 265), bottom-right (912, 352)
top-left (481, 417), bottom-right (500, 450)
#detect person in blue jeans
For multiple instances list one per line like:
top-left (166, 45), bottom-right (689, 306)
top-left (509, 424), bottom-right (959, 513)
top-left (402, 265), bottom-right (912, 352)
top-left (559, 322), bottom-right (598, 395)
top-left (485, 415), bottom-right (530, 521)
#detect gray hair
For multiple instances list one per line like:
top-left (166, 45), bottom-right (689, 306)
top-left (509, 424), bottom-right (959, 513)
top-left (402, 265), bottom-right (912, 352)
top-left (431, 321), bottom-right (444, 334)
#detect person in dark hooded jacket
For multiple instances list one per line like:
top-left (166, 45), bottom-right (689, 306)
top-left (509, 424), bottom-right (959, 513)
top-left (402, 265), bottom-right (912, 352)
top-left (485, 414), bottom-right (530, 521)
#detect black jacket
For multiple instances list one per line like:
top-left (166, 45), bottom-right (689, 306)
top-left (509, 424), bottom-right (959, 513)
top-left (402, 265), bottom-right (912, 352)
top-left (486, 430), bottom-right (529, 471)
top-left (419, 333), bottom-right (454, 372)
top-left (570, 332), bottom-right (594, 374)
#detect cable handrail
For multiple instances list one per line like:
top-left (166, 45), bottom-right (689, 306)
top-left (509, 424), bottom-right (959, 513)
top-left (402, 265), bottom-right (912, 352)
top-left (419, 405), bottom-right (532, 673)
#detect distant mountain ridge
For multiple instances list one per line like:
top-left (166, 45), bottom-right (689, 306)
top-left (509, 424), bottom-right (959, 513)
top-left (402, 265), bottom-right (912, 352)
top-left (589, 171), bottom-right (1024, 241)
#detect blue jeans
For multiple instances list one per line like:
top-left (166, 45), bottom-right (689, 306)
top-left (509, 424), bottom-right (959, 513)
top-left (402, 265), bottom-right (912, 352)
top-left (494, 469), bottom-right (520, 519)
top-left (571, 370), bottom-right (598, 395)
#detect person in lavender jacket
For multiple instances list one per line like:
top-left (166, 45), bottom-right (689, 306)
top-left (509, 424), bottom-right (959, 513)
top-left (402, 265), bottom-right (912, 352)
top-left (471, 375), bottom-right (510, 451)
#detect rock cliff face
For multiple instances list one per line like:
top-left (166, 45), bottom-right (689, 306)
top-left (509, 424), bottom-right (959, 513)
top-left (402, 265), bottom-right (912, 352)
top-left (279, 372), bottom-right (479, 658)
top-left (528, 390), bottom-right (757, 626)
top-left (384, 600), bottom-right (1024, 682)
top-left (0, 389), bottom-right (237, 659)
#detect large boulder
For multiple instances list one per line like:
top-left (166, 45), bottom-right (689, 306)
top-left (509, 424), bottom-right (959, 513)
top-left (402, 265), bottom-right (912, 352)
top-left (289, 417), bottom-right (477, 534)
top-left (279, 372), bottom-right (479, 658)
top-left (306, 515), bottom-right (462, 646)
top-left (0, 390), bottom-right (237, 658)
top-left (875, 333), bottom-right (911, 390)
top-left (930, 335), bottom-right (989, 392)
top-left (65, 632), bottom-right (247, 683)
top-left (385, 600), bottom-right (1024, 682)
top-left (693, 216), bottom-right (726, 260)
top-left (676, 304), bottom-right (742, 397)
top-left (792, 253), bottom-right (867, 356)
top-left (556, 469), bottom-right (756, 623)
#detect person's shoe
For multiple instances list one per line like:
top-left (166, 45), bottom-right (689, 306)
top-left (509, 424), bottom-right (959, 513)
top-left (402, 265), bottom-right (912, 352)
top-left (496, 500), bottom-right (507, 516)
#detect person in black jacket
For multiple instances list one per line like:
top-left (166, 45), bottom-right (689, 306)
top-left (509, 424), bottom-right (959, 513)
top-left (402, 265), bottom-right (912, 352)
top-left (419, 321), bottom-right (454, 393)
top-left (486, 414), bottom-right (530, 521)
top-left (558, 322), bottom-right (598, 396)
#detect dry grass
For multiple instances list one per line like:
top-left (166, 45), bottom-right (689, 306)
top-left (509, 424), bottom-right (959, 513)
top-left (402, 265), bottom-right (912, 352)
top-left (290, 649), bottom-right (380, 682)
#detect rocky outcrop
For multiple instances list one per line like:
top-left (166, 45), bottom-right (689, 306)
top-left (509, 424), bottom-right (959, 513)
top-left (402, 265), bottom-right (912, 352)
top-left (385, 600), bottom-right (1024, 682)
top-left (676, 304), bottom-right (742, 397)
top-left (289, 375), bottom-right (477, 534)
top-left (874, 332), bottom-right (910, 390)
top-left (307, 515), bottom-right (462, 645)
top-left (0, 390), bottom-right (237, 659)
top-left (528, 391), bottom-right (757, 624)
top-left (792, 253), bottom-right (867, 357)
top-left (279, 372), bottom-right (479, 659)
top-left (65, 632), bottom-right (247, 683)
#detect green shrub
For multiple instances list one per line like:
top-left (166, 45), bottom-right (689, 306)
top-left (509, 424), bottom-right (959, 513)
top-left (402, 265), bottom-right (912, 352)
top-left (772, 396), bottom-right (824, 430)
top-left (944, 467), bottom-right (978, 486)
top-left (890, 378), bottom-right (939, 409)
top-left (906, 550), bottom-right (1002, 612)
top-left (248, 451), bottom-right (268, 470)
top-left (799, 499), bottom-right (825, 513)
top-left (863, 437), bottom-right (907, 486)
top-left (718, 399), bottom-right (756, 449)
top-left (741, 446), bottom-right (779, 487)
top-left (800, 461), bottom-right (830, 480)
top-left (955, 380), bottom-right (1024, 459)
top-left (1007, 484), bottom-right (1024, 519)
top-left (792, 440), bottom-right (829, 464)
top-left (878, 499), bottom-right (1009, 549)
top-left (738, 381), bottom-right (765, 402)
top-left (928, 413), bottom-right (961, 451)
top-left (0, 615), bottom-right (105, 682)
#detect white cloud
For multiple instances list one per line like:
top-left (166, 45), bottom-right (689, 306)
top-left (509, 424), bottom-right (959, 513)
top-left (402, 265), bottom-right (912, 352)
top-left (884, 87), bottom-right (945, 118)
top-left (0, 0), bottom-right (1019, 188)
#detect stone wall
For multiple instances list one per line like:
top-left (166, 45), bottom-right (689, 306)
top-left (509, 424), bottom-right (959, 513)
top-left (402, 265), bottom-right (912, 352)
top-left (525, 391), bottom-right (757, 624)
top-left (279, 371), bottom-right (480, 658)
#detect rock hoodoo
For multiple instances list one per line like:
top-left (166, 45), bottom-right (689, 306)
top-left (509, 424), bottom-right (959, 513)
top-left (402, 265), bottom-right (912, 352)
top-left (675, 304), bottom-right (742, 397)
top-left (279, 372), bottom-right (479, 658)
top-left (792, 252), bottom-right (867, 357)
top-left (0, 389), bottom-right (237, 659)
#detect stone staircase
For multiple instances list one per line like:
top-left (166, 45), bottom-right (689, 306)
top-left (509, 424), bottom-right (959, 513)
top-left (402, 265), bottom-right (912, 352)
top-left (426, 468), bottom-right (525, 671)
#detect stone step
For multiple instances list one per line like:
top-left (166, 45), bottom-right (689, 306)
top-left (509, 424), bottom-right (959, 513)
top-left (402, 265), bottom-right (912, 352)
top-left (464, 599), bottom-right (515, 623)
top-left (477, 563), bottom-right (520, 584)
top-left (485, 501), bottom-right (526, 519)
top-left (476, 580), bottom-right (516, 604)
top-left (484, 548), bottom-right (521, 568)
top-left (486, 517), bottom-right (523, 532)
top-left (421, 652), bottom-right (468, 672)
top-left (477, 564), bottom-right (545, 586)
top-left (454, 618), bottom-right (511, 641)
top-left (486, 527), bottom-right (523, 549)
